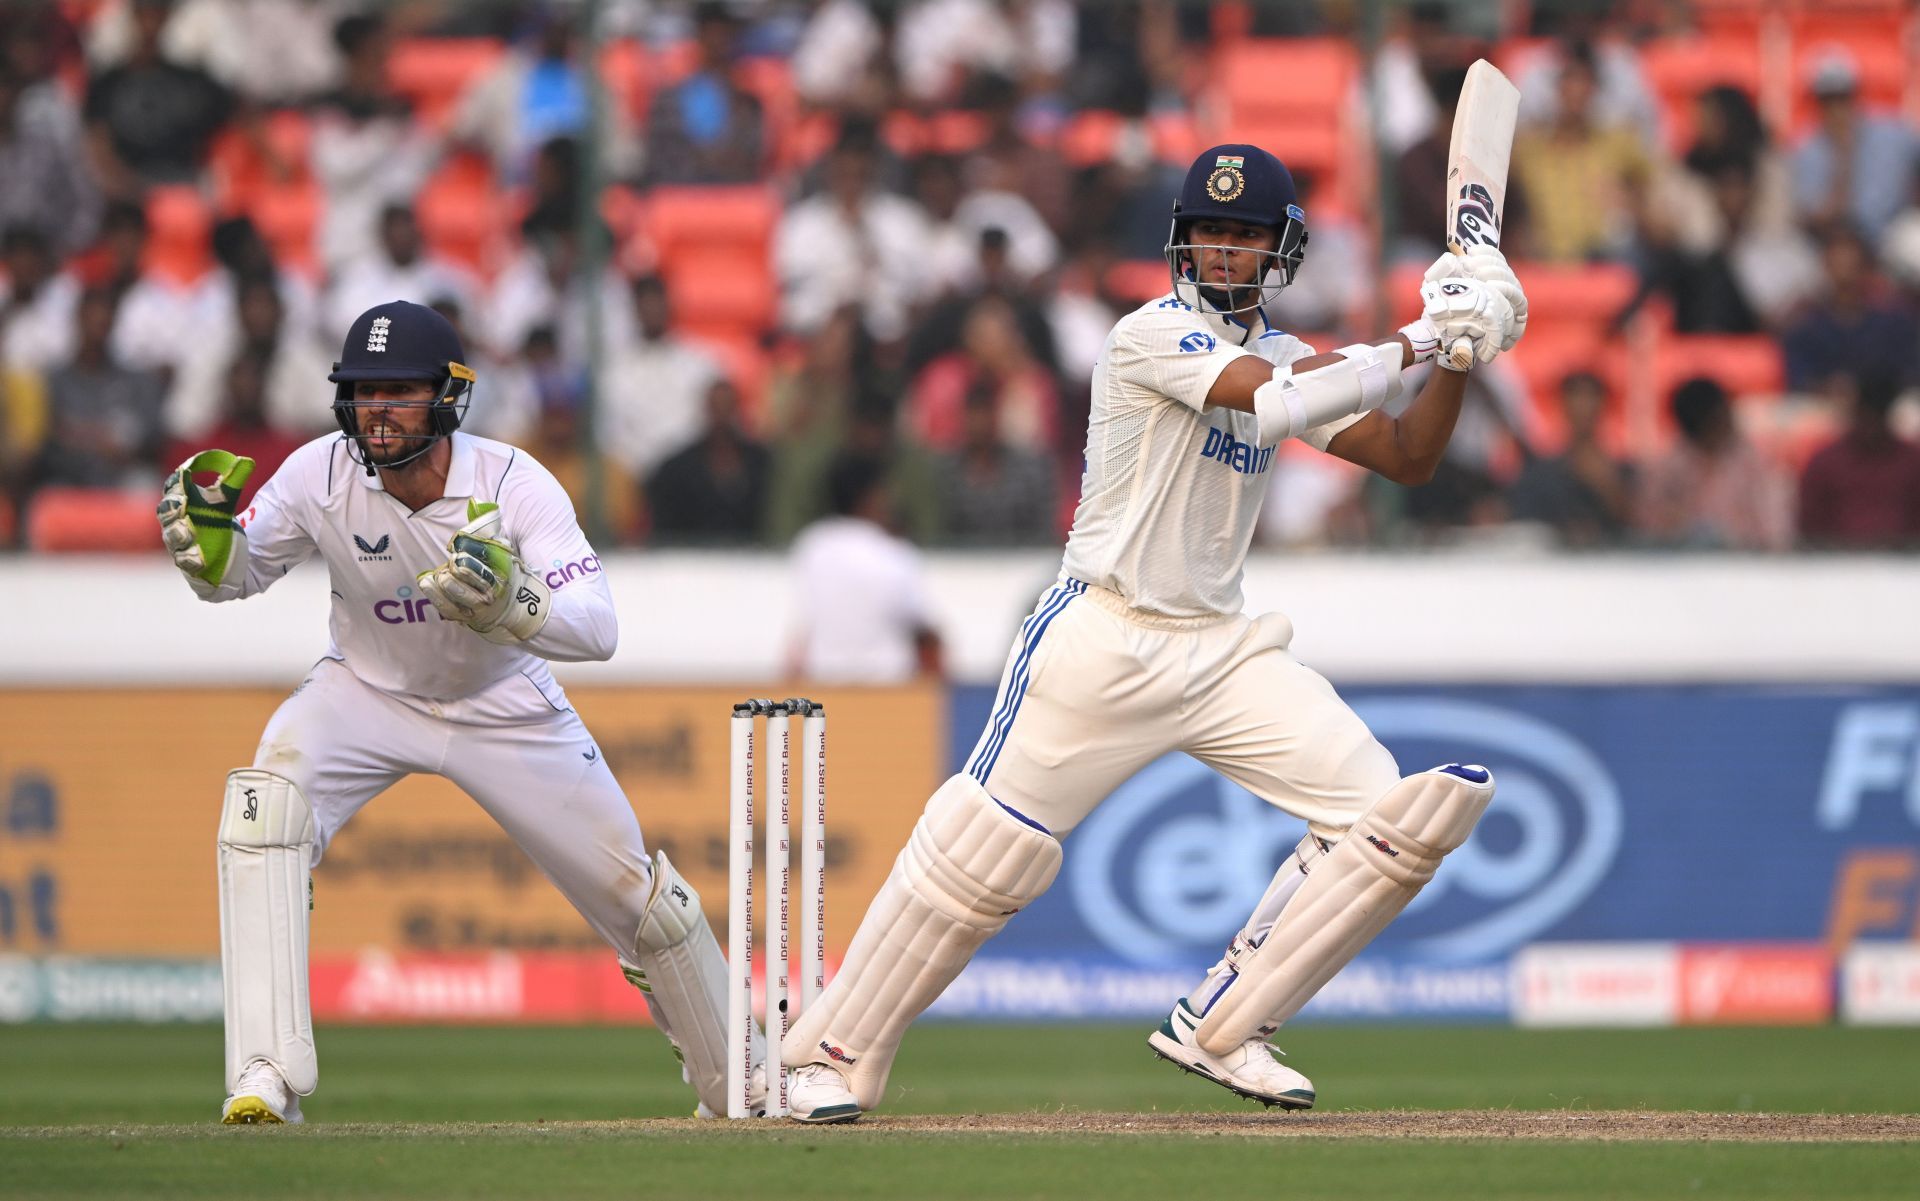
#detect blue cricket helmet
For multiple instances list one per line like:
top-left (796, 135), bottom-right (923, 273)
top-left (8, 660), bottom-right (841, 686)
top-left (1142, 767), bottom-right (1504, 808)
top-left (328, 299), bottom-right (476, 472)
top-left (1165, 143), bottom-right (1309, 316)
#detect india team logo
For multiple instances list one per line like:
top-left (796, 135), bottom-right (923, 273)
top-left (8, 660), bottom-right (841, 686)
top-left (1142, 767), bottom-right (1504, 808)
top-left (1205, 156), bottom-right (1246, 203)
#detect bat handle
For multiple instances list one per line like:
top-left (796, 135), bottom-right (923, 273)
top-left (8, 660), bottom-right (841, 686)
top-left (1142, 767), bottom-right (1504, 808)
top-left (1447, 336), bottom-right (1475, 371)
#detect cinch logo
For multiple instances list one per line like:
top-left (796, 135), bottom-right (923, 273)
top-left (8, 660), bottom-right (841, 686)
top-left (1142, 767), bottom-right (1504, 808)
top-left (1199, 427), bottom-right (1274, 476)
top-left (544, 554), bottom-right (603, 590)
top-left (375, 585), bottom-right (439, 625)
top-left (354, 533), bottom-right (393, 562)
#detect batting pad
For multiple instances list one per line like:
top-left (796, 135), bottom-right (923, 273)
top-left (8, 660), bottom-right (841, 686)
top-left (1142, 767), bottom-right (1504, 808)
top-left (630, 850), bottom-right (740, 1115)
top-left (782, 773), bottom-right (1062, 1110)
top-left (219, 769), bottom-right (318, 1096)
top-left (1195, 765), bottom-right (1494, 1055)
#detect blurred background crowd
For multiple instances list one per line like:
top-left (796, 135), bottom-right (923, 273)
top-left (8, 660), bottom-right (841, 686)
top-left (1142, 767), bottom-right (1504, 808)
top-left (2, 0), bottom-right (1918, 555)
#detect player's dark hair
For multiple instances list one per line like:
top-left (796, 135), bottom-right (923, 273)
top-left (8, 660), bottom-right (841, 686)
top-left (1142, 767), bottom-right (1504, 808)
top-left (1855, 373), bottom-right (1901, 420)
top-left (826, 453), bottom-right (888, 518)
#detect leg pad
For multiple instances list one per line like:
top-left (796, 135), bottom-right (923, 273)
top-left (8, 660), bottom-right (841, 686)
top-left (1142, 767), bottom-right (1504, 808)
top-left (219, 769), bottom-right (318, 1096)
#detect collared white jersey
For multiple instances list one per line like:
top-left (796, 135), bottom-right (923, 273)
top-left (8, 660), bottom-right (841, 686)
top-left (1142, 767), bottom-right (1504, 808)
top-left (193, 432), bottom-right (615, 716)
top-left (1059, 293), bottom-right (1363, 618)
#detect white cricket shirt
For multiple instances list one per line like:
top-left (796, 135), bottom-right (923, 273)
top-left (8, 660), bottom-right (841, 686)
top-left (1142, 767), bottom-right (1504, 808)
top-left (194, 432), bottom-right (615, 717)
top-left (790, 515), bottom-right (934, 684)
top-left (1059, 293), bottom-right (1362, 618)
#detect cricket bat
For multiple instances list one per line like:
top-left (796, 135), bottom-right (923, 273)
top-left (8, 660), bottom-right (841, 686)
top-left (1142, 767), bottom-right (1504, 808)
top-left (1444, 59), bottom-right (1520, 370)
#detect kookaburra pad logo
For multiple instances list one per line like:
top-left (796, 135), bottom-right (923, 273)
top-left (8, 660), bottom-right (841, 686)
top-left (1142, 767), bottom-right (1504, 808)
top-left (1207, 154), bottom-right (1246, 202)
top-left (1453, 182), bottom-right (1500, 248)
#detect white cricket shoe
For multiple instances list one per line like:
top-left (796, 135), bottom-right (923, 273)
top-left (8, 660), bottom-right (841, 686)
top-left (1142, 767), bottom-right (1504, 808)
top-left (221, 1058), bottom-right (304, 1125)
top-left (1148, 997), bottom-right (1315, 1110)
top-left (785, 1062), bottom-right (861, 1125)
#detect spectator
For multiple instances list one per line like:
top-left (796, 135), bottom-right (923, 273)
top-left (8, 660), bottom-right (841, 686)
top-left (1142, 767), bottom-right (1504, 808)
top-left (962, 73), bottom-right (1074, 237)
top-left (1046, 239), bottom-right (1123, 396)
top-left (89, 0), bottom-right (347, 106)
top-left (0, 225), bottom-right (79, 371)
top-left (775, 126), bottom-right (933, 339)
top-left (1798, 373), bottom-right (1920, 549)
top-left (1790, 48), bottom-right (1920, 244)
top-left (89, 199), bottom-right (223, 378)
top-left (159, 348), bottom-right (301, 500)
top-left (1268, 169), bottom-right (1367, 334)
top-left (1507, 370), bottom-right (1633, 547)
top-left (519, 135), bottom-right (583, 239)
top-left (513, 324), bottom-right (642, 546)
top-left (1634, 377), bottom-right (1792, 551)
top-left (1510, 29), bottom-right (1662, 148)
top-left (934, 383), bottom-right (1057, 544)
top-left (424, 294), bottom-right (535, 444)
top-left (209, 216), bottom-right (318, 346)
top-left (766, 385), bottom-right (940, 545)
top-left (894, 0), bottom-right (1073, 110)
top-left (1781, 224), bottom-right (1917, 395)
top-left (311, 11), bottom-right (438, 273)
top-left (1511, 41), bottom-right (1653, 263)
top-left (644, 378), bottom-right (770, 544)
top-left (790, 0), bottom-right (892, 113)
top-left (788, 452), bottom-right (943, 683)
top-left (0, 64), bottom-right (102, 256)
top-left (1633, 158), bottom-right (1817, 334)
top-left (450, 5), bottom-right (636, 185)
top-left (165, 272), bottom-right (331, 438)
top-left (36, 285), bottom-right (167, 489)
top-left (905, 294), bottom-right (1059, 453)
top-left (600, 274), bottom-right (722, 479)
top-left (325, 202), bottom-right (479, 340)
top-left (486, 220), bottom-right (636, 365)
top-left (643, 1), bottom-right (767, 185)
top-left (907, 226), bottom-right (1058, 380)
top-left (83, 0), bottom-right (235, 199)
top-left (1378, 364), bottom-right (1529, 536)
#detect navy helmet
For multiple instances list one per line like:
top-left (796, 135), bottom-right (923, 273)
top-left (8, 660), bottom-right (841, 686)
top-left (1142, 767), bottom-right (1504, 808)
top-left (1164, 143), bottom-right (1309, 316)
top-left (328, 299), bottom-right (476, 473)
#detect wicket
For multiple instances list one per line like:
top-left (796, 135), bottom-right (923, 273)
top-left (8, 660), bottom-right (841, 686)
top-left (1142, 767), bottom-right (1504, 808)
top-left (727, 698), bottom-right (826, 1120)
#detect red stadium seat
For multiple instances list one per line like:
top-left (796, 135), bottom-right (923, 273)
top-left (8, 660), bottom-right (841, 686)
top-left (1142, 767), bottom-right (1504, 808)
top-left (1639, 35), bottom-right (1765, 150)
top-left (1059, 110), bottom-right (1122, 166)
top-left (1105, 260), bottom-right (1171, 304)
top-left (642, 187), bottom-right (782, 339)
top-left (643, 186), bottom-right (781, 255)
top-left (386, 38), bottom-right (507, 128)
top-left (143, 185), bottom-right (214, 286)
top-left (415, 152), bottom-right (507, 276)
top-left (1514, 263), bottom-right (1639, 326)
top-left (248, 181), bottom-right (323, 279)
top-left (1787, 35), bottom-right (1912, 135)
top-left (1210, 39), bottom-right (1359, 201)
top-left (1654, 334), bottom-right (1786, 401)
top-left (26, 488), bottom-right (164, 553)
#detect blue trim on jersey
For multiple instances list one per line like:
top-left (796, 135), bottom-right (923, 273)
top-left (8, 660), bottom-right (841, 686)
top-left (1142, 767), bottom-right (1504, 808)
top-left (994, 797), bottom-right (1052, 836)
top-left (965, 578), bottom-right (1086, 783)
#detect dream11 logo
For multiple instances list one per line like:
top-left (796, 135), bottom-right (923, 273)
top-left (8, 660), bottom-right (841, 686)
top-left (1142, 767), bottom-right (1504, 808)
top-left (1065, 698), bottom-right (1623, 966)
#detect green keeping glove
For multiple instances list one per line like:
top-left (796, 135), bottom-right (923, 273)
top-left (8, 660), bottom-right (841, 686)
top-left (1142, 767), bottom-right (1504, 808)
top-left (157, 450), bottom-right (256, 587)
top-left (415, 499), bottom-right (552, 644)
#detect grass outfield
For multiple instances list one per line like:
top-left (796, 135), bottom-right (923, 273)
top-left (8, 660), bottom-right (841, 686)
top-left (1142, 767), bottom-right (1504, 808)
top-left (5, 1023), bottom-right (1918, 1199)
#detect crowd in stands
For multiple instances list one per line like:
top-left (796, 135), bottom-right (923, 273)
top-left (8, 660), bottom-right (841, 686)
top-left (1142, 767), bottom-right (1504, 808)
top-left (2, 0), bottom-right (1919, 555)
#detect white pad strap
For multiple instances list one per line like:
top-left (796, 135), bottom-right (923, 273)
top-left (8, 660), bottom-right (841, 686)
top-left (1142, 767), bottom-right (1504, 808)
top-left (781, 774), bottom-right (1061, 1110)
top-left (219, 768), bottom-right (318, 1096)
top-left (628, 851), bottom-right (740, 1116)
top-left (1250, 342), bottom-right (1406, 447)
top-left (1194, 765), bottom-right (1494, 1054)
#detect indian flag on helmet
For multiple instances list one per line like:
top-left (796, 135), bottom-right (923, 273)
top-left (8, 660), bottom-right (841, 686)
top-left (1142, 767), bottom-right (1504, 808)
top-left (1215, 155), bottom-right (1245, 168)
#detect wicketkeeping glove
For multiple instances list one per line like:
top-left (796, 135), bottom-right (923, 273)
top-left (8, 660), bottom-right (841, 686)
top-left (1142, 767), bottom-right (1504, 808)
top-left (416, 500), bottom-right (552, 645)
top-left (157, 449), bottom-right (255, 588)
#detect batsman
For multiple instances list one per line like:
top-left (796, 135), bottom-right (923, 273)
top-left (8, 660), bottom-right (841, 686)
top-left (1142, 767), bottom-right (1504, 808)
top-left (158, 300), bottom-right (761, 1123)
top-left (781, 138), bottom-right (1528, 1122)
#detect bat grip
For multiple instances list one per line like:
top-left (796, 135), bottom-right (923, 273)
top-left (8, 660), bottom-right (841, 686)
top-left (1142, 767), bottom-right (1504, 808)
top-left (1447, 336), bottom-right (1475, 371)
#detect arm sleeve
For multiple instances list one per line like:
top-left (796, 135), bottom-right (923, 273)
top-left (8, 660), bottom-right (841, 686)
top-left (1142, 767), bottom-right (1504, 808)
top-left (192, 444), bottom-right (321, 603)
top-left (1254, 332), bottom-right (1365, 451)
top-left (1105, 305), bottom-right (1256, 412)
top-left (499, 458), bottom-right (618, 663)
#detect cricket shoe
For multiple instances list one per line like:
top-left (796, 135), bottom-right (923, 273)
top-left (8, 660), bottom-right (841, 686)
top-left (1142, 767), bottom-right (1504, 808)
top-left (222, 1059), bottom-right (304, 1125)
top-left (785, 1062), bottom-right (861, 1125)
top-left (1147, 997), bottom-right (1315, 1110)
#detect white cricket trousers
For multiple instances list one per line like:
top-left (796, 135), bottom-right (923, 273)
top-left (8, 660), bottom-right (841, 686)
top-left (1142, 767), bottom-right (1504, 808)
top-left (964, 578), bottom-right (1400, 841)
top-left (252, 657), bottom-right (653, 958)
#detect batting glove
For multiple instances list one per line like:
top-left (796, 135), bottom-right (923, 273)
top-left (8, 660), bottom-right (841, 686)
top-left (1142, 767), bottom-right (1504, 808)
top-left (157, 449), bottom-right (254, 588)
top-left (1416, 276), bottom-right (1514, 369)
top-left (416, 500), bottom-right (552, 645)
top-left (1424, 246), bottom-right (1527, 352)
